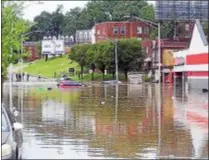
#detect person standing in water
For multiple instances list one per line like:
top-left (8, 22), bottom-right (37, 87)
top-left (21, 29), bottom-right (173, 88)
top-left (27, 73), bottom-right (30, 81)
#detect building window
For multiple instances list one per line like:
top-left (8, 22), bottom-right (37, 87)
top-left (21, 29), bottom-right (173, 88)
top-left (137, 26), bottom-right (142, 34)
top-left (120, 26), bottom-right (126, 35)
top-left (84, 32), bottom-right (87, 39)
top-left (113, 27), bottom-right (118, 35)
top-left (144, 27), bottom-right (149, 34)
top-left (97, 30), bottom-right (100, 36)
top-left (79, 32), bottom-right (83, 39)
top-left (185, 24), bottom-right (190, 31)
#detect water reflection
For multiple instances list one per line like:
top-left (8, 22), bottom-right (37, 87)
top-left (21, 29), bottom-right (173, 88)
top-left (2, 84), bottom-right (208, 159)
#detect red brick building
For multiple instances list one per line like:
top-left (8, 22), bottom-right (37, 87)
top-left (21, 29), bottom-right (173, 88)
top-left (141, 21), bottom-right (195, 83)
top-left (94, 21), bottom-right (151, 42)
top-left (23, 42), bottom-right (40, 62)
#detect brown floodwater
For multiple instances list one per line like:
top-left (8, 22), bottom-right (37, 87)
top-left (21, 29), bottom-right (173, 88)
top-left (2, 83), bottom-right (208, 159)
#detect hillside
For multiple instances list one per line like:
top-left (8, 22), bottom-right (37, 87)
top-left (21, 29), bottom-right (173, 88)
top-left (22, 55), bottom-right (80, 78)
top-left (20, 55), bottom-right (126, 81)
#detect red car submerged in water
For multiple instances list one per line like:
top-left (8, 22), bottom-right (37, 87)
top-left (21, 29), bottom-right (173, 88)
top-left (57, 77), bottom-right (84, 88)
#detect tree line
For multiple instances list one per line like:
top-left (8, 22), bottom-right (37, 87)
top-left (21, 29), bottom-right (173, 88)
top-left (69, 38), bottom-right (145, 81)
top-left (29, 0), bottom-right (158, 41)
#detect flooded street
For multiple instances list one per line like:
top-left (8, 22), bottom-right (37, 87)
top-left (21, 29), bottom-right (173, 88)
top-left (3, 84), bottom-right (208, 159)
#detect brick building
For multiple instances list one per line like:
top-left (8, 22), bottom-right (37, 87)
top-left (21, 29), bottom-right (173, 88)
top-left (23, 42), bottom-right (40, 62)
top-left (94, 21), bottom-right (151, 42)
top-left (141, 21), bottom-right (195, 82)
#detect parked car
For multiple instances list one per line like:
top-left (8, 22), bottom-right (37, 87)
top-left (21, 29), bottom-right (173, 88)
top-left (1, 105), bottom-right (23, 159)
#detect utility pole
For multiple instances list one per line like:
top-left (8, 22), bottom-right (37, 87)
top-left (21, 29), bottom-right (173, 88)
top-left (9, 47), bottom-right (13, 112)
top-left (114, 38), bottom-right (119, 82)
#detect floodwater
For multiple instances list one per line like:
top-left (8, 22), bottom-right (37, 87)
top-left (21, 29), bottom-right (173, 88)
top-left (3, 83), bottom-right (208, 159)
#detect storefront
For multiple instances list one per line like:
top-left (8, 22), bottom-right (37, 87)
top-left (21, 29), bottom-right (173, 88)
top-left (173, 19), bottom-right (208, 90)
top-left (173, 49), bottom-right (187, 86)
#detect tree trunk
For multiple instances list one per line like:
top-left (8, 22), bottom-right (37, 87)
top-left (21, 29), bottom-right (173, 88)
top-left (112, 72), bottom-right (115, 79)
top-left (45, 55), bottom-right (48, 62)
top-left (81, 66), bottom-right (84, 80)
top-left (124, 71), bottom-right (128, 82)
top-left (91, 72), bottom-right (94, 81)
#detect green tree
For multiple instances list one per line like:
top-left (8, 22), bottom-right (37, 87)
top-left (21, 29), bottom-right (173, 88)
top-left (117, 38), bottom-right (144, 81)
top-left (31, 1), bottom-right (154, 39)
top-left (2, 1), bottom-right (29, 82)
top-left (87, 41), bottom-right (114, 80)
top-left (70, 44), bottom-right (91, 79)
top-left (29, 5), bottom-right (64, 41)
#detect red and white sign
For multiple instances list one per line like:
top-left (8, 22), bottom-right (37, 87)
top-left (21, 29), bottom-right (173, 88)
top-left (175, 57), bottom-right (185, 66)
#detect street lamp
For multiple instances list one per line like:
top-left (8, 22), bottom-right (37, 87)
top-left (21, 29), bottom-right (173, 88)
top-left (105, 37), bottom-right (119, 82)
top-left (123, 15), bottom-right (161, 85)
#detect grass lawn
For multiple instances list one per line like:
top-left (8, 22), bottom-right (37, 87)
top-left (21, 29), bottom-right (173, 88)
top-left (22, 55), bottom-right (80, 78)
top-left (22, 55), bottom-right (126, 82)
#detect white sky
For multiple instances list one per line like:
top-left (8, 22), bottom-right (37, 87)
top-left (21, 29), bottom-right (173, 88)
top-left (22, 1), bottom-right (88, 21)
top-left (22, 1), bottom-right (155, 21)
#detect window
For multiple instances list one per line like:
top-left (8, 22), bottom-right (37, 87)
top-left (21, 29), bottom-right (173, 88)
top-left (137, 26), bottom-right (142, 34)
top-left (84, 32), bottom-right (87, 39)
top-left (120, 26), bottom-right (126, 35)
top-left (185, 24), bottom-right (190, 31)
top-left (144, 27), bottom-right (149, 34)
top-left (113, 27), bottom-right (118, 35)
top-left (79, 32), bottom-right (83, 38)
top-left (97, 30), bottom-right (100, 36)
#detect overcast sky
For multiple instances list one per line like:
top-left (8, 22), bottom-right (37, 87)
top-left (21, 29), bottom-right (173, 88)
top-left (22, 1), bottom-right (155, 21)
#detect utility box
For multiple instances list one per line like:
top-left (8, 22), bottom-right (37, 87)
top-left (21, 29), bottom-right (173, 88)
top-left (128, 72), bottom-right (144, 84)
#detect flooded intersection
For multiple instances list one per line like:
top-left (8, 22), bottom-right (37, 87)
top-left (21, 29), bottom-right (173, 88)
top-left (3, 84), bottom-right (208, 159)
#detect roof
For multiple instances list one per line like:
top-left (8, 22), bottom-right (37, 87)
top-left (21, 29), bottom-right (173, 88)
top-left (95, 20), bottom-right (149, 26)
top-left (195, 19), bottom-right (208, 46)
